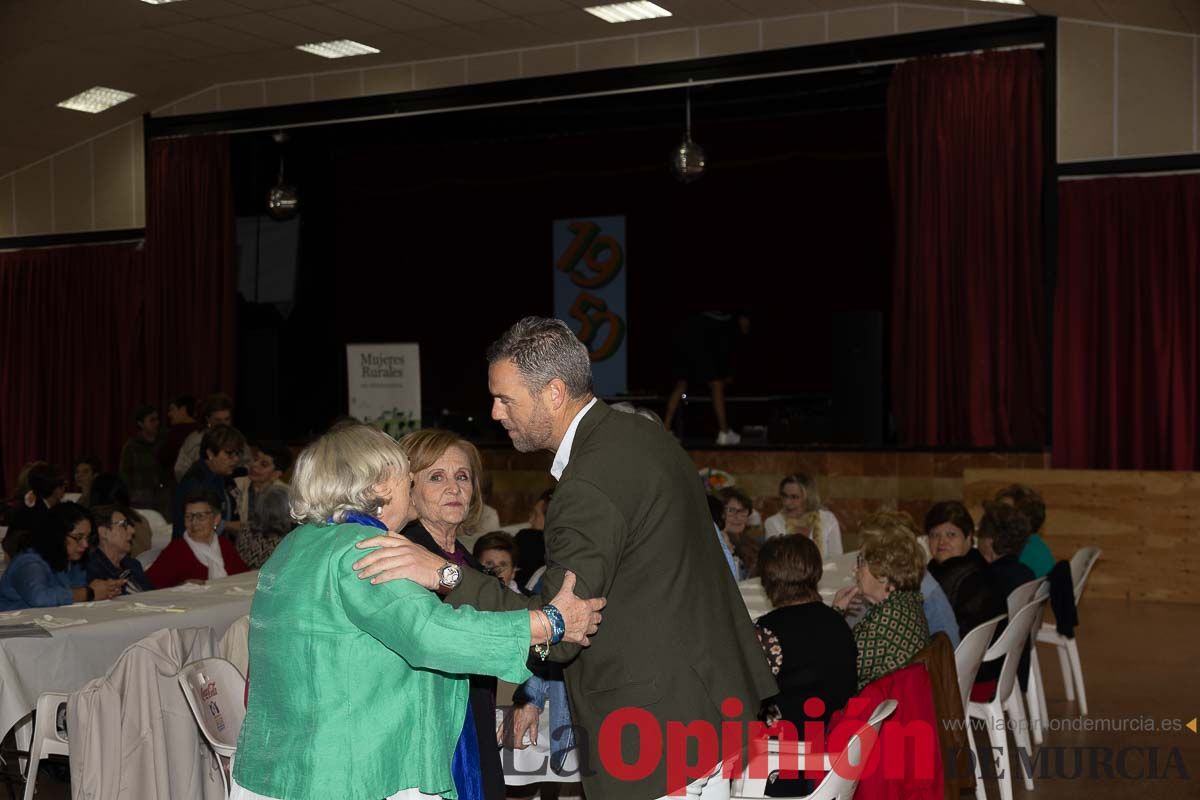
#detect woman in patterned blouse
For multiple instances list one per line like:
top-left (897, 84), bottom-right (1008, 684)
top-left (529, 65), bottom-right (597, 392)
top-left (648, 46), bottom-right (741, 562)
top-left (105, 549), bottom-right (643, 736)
top-left (833, 528), bottom-right (930, 690)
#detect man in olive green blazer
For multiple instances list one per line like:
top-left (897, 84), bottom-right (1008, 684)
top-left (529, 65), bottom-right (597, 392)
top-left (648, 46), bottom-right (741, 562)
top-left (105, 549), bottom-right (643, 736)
top-left (354, 317), bottom-right (777, 800)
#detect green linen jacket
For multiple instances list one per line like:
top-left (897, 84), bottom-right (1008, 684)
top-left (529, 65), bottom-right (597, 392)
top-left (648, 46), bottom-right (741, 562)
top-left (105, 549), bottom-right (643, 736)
top-left (232, 522), bottom-right (533, 800)
top-left (445, 401), bottom-right (779, 800)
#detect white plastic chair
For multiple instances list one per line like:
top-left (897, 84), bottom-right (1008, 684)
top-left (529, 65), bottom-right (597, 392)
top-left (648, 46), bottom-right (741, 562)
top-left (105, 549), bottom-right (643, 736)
top-left (968, 597), bottom-right (1048, 800)
top-left (954, 615), bottom-right (1005, 800)
top-left (1023, 580), bottom-right (1051, 744)
top-left (1006, 576), bottom-right (1046, 617)
top-left (22, 692), bottom-right (70, 800)
top-left (731, 699), bottom-right (897, 800)
top-left (178, 658), bottom-right (247, 798)
top-left (134, 508), bottom-right (173, 549)
top-left (1036, 546), bottom-right (1101, 716)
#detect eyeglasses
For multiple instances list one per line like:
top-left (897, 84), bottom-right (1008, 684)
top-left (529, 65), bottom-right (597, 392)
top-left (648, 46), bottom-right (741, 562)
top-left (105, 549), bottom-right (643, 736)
top-left (109, 519), bottom-right (132, 529)
top-left (725, 506), bottom-right (750, 517)
top-left (856, 554), bottom-right (865, 569)
top-left (66, 533), bottom-right (88, 543)
top-left (184, 511), bottom-right (214, 522)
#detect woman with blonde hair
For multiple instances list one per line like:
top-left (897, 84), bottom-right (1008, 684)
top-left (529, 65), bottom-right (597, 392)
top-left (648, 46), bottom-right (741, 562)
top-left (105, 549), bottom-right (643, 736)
top-left (231, 423), bottom-right (603, 800)
top-left (763, 473), bottom-right (843, 556)
top-left (844, 510), bottom-right (959, 647)
top-left (832, 517), bottom-right (930, 690)
top-left (394, 428), bottom-right (509, 800)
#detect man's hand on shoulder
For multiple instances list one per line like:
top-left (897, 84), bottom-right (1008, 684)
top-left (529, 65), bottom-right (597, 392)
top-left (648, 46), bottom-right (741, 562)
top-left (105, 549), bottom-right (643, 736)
top-left (352, 534), bottom-right (444, 591)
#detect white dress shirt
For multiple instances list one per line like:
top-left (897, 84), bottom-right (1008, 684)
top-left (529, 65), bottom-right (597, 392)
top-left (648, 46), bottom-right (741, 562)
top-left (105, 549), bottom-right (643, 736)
top-left (549, 397), bottom-right (598, 480)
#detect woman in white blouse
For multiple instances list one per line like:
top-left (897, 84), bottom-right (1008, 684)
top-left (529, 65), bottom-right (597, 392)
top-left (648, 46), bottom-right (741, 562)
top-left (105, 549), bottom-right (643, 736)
top-left (763, 473), bottom-right (843, 556)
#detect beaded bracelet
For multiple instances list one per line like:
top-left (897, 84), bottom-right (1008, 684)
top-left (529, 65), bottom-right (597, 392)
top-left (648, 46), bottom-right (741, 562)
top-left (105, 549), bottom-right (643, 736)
top-left (542, 603), bottom-right (566, 645)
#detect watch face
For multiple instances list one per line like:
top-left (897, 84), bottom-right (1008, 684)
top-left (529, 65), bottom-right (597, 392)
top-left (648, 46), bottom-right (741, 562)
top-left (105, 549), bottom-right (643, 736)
top-left (440, 564), bottom-right (462, 586)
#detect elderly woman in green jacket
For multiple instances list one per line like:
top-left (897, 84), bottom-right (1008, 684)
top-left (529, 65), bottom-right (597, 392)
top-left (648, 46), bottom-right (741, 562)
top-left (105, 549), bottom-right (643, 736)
top-left (231, 423), bottom-right (604, 800)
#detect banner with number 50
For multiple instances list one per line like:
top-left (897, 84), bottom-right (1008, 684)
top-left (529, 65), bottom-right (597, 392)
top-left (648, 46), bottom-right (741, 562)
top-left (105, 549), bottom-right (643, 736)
top-left (552, 216), bottom-right (627, 396)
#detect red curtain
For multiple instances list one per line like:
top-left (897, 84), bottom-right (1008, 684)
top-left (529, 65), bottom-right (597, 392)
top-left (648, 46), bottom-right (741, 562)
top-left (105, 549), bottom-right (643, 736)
top-left (888, 50), bottom-right (1045, 447)
top-left (1054, 175), bottom-right (1200, 469)
top-left (0, 135), bottom-right (235, 494)
top-left (0, 244), bottom-right (155, 494)
top-left (146, 135), bottom-right (238, 405)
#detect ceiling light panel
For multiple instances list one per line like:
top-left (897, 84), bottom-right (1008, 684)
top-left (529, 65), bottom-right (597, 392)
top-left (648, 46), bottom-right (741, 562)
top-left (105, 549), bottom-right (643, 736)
top-left (295, 39), bottom-right (381, 58)
top-left (584, 2), bottom-right (672, 24)
top-left (57, 87), bottom-right (137, 114)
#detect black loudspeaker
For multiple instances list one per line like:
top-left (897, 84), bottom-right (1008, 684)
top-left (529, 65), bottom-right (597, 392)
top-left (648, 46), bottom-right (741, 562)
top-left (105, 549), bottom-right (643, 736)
top-left (831, 311), bottom-right (884, 445)
top-left (238, 327), bottom-right (281, 440)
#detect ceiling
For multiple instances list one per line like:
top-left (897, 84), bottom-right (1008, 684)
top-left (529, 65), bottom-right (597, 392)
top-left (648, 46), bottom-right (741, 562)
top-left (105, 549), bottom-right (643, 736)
top-left (1, 0), bottom-right (1198, 178)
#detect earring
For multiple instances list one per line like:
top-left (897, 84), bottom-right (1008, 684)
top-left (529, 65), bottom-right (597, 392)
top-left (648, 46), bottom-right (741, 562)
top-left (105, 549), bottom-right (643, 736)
top-left (374, 505), bottom-right (384, 517)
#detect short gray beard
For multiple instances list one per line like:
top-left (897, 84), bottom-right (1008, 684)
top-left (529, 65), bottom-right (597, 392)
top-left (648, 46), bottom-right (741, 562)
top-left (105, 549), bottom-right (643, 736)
top-left (510, 402), bottom-right (555, 453)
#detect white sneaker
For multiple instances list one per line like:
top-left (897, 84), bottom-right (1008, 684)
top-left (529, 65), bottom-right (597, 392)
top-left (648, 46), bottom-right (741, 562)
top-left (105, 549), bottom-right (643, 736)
top-left (716, 429), bottom-right (741, 446)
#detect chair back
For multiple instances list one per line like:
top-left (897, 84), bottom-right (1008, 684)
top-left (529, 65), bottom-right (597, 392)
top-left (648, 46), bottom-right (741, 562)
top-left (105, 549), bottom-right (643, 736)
top-left (982, 597), bottom-right (1047, 702)
top-left (954, 615), bottom-right (1005, 712)
top-left (733, 700), bottom-right (897, 800)
top-left (1006, 576), bottom-right (1047, 617)
top-left (1069, 547), bottom-right (1102, 604)
top-left (220, 615), bottom-right (250, 677)
top-left (133, 507), bottom-right (173, 548)
top-left (177, 657), bottom-right (247, 757)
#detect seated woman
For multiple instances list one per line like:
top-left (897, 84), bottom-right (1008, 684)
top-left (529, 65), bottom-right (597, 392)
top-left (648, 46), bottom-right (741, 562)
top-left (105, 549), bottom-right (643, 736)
top-left (833, 527), bottom-right (930, 690)
top-left (86, 505), bottom-right (154, 593)
top-left (852, 510), bottom-right (960, 648)
top-left (763, 473), bottom-right (844, 556)
top-left (755, 535), bottom-right (856, 795)
top-left (0, 502), bottom-right (124, 610)
top-left (973, 501), bottom-right (1036, 692)
top-left (473, 531), bottom-right (522, 594)
top-left (147, 489), bottom-right (249, 589)
top-left (925, 501), bottom-right (1004, 639)
top-left (235, 483), bottom-right (293, 570)
top-left (994, 484), bottom-right (1054, 578)
top-left (231, 422), bottom-right (602, 800)
top-left (88, 473), bottom-right (153, 557)
top-left (718, 487), bottom-right (763, 578)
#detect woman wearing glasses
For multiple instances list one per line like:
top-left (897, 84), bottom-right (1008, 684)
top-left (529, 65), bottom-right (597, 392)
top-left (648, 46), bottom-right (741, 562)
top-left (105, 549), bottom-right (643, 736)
top-left (718, 487), bottom-right (762, 578)
top-left (0, 502), bottom-right (125, 610)
top-left (86, 505), bottom-right (154, 593)
top-left (148, 489), bottom-right (248, 589)
top-left (763, 473), bottom-right (844, 557)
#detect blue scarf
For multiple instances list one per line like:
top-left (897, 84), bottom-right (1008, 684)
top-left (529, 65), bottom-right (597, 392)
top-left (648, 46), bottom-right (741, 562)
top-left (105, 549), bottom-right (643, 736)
top-left (341, 511), bottom-right (484, 800)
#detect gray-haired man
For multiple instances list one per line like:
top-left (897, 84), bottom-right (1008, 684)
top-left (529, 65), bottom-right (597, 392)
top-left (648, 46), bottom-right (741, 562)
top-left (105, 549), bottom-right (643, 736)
top-left (352, 316), bottom-right (777, 800)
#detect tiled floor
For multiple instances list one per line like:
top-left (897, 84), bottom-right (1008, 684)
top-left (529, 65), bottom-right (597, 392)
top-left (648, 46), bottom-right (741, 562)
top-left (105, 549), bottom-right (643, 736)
top-left (17, 598), bottom-right (1200, 800)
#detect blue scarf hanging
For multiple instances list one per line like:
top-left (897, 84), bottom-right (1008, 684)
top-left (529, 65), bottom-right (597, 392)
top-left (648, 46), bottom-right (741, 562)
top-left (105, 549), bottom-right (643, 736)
top-left (340, 511), bottom-right (485, 800)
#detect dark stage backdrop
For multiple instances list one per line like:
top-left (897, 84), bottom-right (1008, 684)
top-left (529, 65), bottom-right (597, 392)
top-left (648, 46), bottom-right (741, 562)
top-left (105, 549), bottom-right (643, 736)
top-left (232, 74), bottom-right (893, 442)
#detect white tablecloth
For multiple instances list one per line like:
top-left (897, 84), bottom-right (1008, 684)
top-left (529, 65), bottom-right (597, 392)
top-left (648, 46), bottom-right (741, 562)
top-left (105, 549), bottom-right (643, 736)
top-left (0, 570), bottom-right (258, 739)
top-left (739, 550), bottom-right (860, 621)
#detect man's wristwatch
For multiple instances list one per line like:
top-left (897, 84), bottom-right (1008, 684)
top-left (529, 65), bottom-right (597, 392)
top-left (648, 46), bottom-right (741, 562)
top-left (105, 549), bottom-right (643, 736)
top-left (437, 562), bottom-right (462, 590)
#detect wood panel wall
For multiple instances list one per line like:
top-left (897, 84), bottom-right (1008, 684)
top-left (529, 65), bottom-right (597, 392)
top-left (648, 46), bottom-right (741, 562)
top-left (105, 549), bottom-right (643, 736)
top-left (963, 468), bottom-right (1200, 605)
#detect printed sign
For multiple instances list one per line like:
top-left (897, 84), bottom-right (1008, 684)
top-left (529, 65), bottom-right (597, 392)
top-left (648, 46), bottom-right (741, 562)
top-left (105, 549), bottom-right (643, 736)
top-left (347, 343), bottom-right (422, 435)
top-left (552, 217), bottom-right (628, 396)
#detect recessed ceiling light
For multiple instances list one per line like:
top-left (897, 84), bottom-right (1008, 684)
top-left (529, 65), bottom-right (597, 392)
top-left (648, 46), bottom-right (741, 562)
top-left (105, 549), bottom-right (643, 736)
top-left (57, 87), bottom-right (137, 114)
top-left (584, 1), bottom-right (672, 24)
top-left (295, 40), bottom-right (380, 59)
top-left (975, 0), bottom-right (1025, 4)
top-left (139, 0), bottom-right (188, 4)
